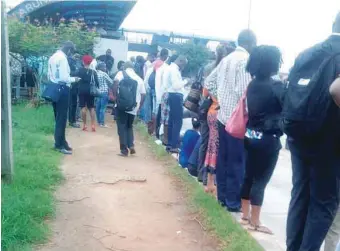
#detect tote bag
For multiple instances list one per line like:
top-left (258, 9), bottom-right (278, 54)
top-left (225, 92), bottom-right (248, 139)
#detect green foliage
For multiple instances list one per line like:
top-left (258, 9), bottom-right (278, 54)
top-left (177, 41), bottom-right (211, 77)
top-left (1, 105), bottom-right (63, 251)
top-left (8, 18), bottom-right (97, 58)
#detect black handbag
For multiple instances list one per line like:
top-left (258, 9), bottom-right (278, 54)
top-left (42, 82), bottom-right (62, 103)
top-left (89, 70), bottom-right (100, 97)
top-left (183, 68), bottom-right (204, 113)
top-left (198, 97), bottom-right (213, 121)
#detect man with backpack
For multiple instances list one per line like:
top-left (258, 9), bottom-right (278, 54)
top-left (285, 12), bottom-right (340, 251)
top-left (113, 61), bottom-right (146, 156)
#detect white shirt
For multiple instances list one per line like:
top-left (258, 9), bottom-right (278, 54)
top-left (48, 50), bottom-right (75, 86)
top-left (114, 68), bottom-right (146, 115)
top-left (155, 63), bottom-right (169, 106)
top-left (205, 46), bottom-right (252, 125)
top-left (163, 63), bottom-right (187, 94)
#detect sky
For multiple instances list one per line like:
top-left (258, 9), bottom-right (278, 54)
top-left (6, 0), bottom-right (340, 72)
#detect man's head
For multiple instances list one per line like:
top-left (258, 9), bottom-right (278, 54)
top-left (123, 61), bottom-right (134, 70)
top-left (174, 55), bottom-right (188, 71)
top-left (160, 48), bottom-right (169, 62)
top-left (61, 41), bottom-right (76, 57)
top-left (97, 62), bottom-right (107, 72)
top-left (192, 117), bottom-right (201, 130)
top-left (117, 61), bottom-right (125, 71)
top-left (237, 29), bottom-right (257, 54)
top-left (106, 49), bottom-right (112, 56)
top-left (147, 53), bottom-right (157, 63)
top-left (333, 12), bottom-right (340, 33)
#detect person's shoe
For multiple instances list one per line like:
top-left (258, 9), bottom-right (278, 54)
top-left (129, 148), bottom-right (136, 155)
top-left (64, 144), bottom-right (73, 151)
top-left (55, 148), bottom-right (72, 155)
top-left (118, 151), bottom-right (128, 157)
top-left (168, 148), bottom-right (180, 154)
top-left (69, 123), bottom-right (80, 128)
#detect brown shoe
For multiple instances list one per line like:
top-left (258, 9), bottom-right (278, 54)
top-left (130, 148), bottom-right (136, 155)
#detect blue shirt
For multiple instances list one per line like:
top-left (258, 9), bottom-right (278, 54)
top-left (179, 129), bottom-right (200, 168)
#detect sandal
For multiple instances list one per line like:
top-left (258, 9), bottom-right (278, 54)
top-left (82, 125), bottom-right (88, 131)
top-left (91, 125), bottom-right (96, 132)
top-left (248, 224), bottom-right (273, 235)
top-left (240, 217), bottom-right (250, 225)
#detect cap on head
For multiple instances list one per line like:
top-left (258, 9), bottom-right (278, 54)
top-left (82, 55), bottom-right (93, 66)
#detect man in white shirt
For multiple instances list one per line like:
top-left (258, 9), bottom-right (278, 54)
top-left (48, 41), bottom-right (80, 155)
top-left (206, 30), bottom-right (256, 212)
top-left (114, 62), bottom-right (146, 156)
top-left (163, 55), bottom-right (188, 153)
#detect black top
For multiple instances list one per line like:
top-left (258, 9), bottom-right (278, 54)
top-left (97, 55), bottom-right (114, 72)
top-left (76, 67), bottom-right (99, 95)
top-left (246, 78), bottom-right (285, 136)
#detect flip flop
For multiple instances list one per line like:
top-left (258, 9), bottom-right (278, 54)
top-left (248, 224), bottom-right (273, 235)
top-left (240, 218), bottom-right (250, 225)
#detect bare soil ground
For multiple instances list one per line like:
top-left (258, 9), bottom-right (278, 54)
top-left (38, 118), bottom-right (217, 251)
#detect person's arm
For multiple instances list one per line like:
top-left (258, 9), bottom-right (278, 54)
top-left (138, 78), bottom-right (146, 112)
top-left (330, 77), bottom-right (340, 108)
top-left (170, 68), bottom-right (187, 91)
top-left (104, 72), bottom-right (113, 87)
top-left (144, 68), bottom-right (153, 90)
top-left (112, 71), bottom-right (123, 101)
top-left (59, 57), bottom-right (76, 84)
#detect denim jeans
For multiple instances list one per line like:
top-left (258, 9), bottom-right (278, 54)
top-left (198, 119), bottom-right (209, 184)
top-left (96, 93), bottom-right (109, 125)
top-left (52, 85), bottom-right (70, 149)
top-left (216, 121), bottom-right (245, 211)
top-left (167, 93), bottom-right (183, 149)
top-left (241, 135), bottom-right (281, 206)
top-left (116, 109), bottom-right (135, 154)
top-left (286, 139), bottom-right (340, 251)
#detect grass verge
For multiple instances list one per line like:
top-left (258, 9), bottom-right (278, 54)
top-left (135, 122), bottom-right (264, 251)
top-left (1, 105), bottom-right (63, 251)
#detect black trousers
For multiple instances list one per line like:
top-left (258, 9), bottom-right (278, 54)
top-left (286, 139), bottom-right (340, 251)
top-left (241, 135), bottom-right (281, 206)
top-left (52, 85), bottom-right (70, 149)
top-left (155, 105), bottom-right (161, 139)
top-left (68, 86), bottom-right (78, 124)
top-left (197, 119), bottom-right (209, 184)
top-left (116, 109), bottom-right (135, 154)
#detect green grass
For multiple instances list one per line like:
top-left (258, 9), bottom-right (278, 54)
top-left (1, 105), bottom-right (63, 251)
top-left (135, 122), bottom-right (264, 251)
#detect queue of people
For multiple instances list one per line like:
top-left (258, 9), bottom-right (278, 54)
top-left (46, 11), bottom-right (340, 251)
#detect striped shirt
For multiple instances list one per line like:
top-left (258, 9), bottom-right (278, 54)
top-left (97, 70), bottom-right (113, 94)
top-left (205, 46), bottom-right (252, 125)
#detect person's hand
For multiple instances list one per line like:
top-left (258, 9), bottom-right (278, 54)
top-left (75, 77), bottom-right (81, 82)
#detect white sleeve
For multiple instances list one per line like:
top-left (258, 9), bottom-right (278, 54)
top-left (144, 68), bottom-right (153, 90)
top-left (155, 67), bottom-right (163, 104)
top-left (59, 57), bottom-right (75, 84)
top-left (114, 71), bottom-right (123, 82)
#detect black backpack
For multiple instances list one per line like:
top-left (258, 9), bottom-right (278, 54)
top-left (282, 51), bottom-right (340, 139)
top-left (117, 71), bottom-right (138, 112)
top-left (148, 70), bottom-right (156, 90)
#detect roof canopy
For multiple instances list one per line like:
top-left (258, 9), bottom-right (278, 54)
top-left (8, 0), bottom-right (137, 31)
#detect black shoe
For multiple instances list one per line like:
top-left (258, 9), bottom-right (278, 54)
top-left (168, 148), bottom-right (179, 154)
top-left (55, 148), bottom-right (72, 155)
top-left (118, 152), bottom-right (128, 157)
top-left (129, 148), bottom-right (136, 155)
top-left (69, 123), bottom-right (80, 128)
top-left (64, 144), bottom-right (73, 151)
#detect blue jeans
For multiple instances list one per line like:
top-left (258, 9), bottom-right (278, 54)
top-left (286, 139), bottom-right (340, 251)
top-left (96, 94), bottom-right (109, 125)
top-left (167, 93), bottom-right (183, 149)
top-left (216, 121), bottom-right (245, 211)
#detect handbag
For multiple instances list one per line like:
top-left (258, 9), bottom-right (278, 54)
top-left (183, 68), bottom-right (204, 113)
top-left (225, 92), bottom-right (248, 139)
top-left (89, 70), bottom-right (100, 97)
top-left (198, 97), bottom-right (213, 121)
top-left (42, 82), bottom-right (62, 103)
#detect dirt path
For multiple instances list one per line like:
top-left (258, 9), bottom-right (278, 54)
top-left (39, 118), bottom-right (217, 251)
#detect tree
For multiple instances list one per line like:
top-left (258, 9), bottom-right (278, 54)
top-left (177, 41), bottom-right (211, 77)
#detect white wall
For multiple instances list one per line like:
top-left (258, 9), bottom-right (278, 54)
top-left (93, 38), bottom-right (129, 72)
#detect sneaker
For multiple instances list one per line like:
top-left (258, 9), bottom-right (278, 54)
top-left (64, 144), bottom-right (73, 151)
top-left (55, 148), bottom-right (72, 155)
top-left (69, 123), bottom-right (80, 128)
top-left (118, 152), bottom-right (128, 157)
top-left (129, 148), bottom-right (136, 155)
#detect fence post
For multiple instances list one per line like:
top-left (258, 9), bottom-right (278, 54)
top-left (1, 0), bottom-right (14, 182)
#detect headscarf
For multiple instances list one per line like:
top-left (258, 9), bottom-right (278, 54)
top-left (82, 55), bottom-right (93, 66)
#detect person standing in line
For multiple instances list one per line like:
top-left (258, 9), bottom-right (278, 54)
top-left (113, 62), bottom-right (146, 156)
top-left (163, 55), bottom-right (188, 153)
top-left (68, 53), bottom-right (81, 128)
top-left (144, 53), bottom-right (156, 78)
top-left (48, 41), bottom-right (80, 155)
top-left (240, 45), bottom-right (284, 234)
top-left (286, 13), bottom-right (340, 251)
top-left (206, 30), bottom-right (257, 212)
top-left (77, 55), bottom-right (100, 132)
top-left (96, 62), bottom-right (113, 128)
top-left (25, 66), bottom-right (37, 100)
top-left (202, 43), bottom-right (236, 192)
top-left (160, 54), bottom-right (179, 145)
top-left (97, 49), bottom-right (114, 75)
top-left (111, 61), bottom-right (125, 120)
